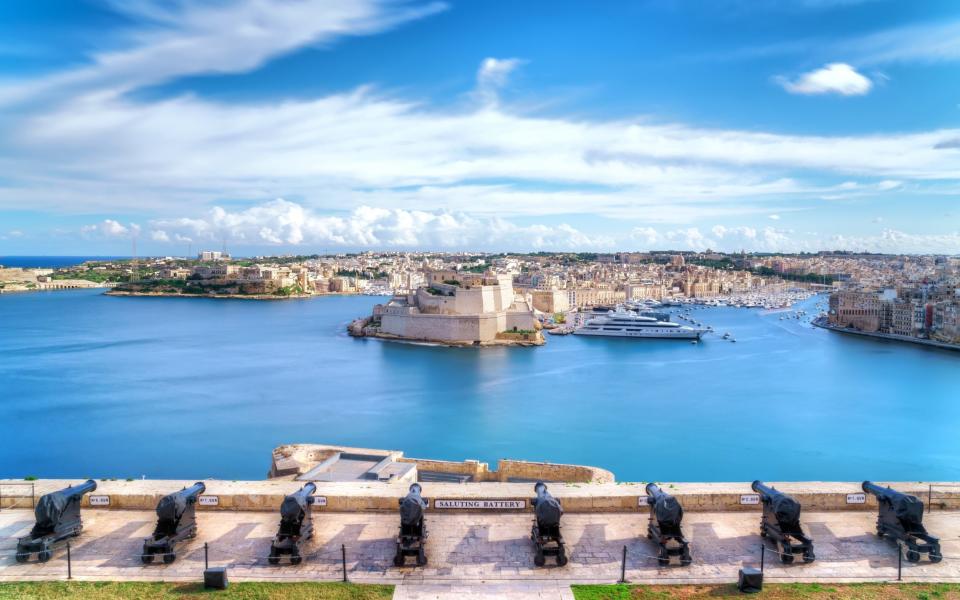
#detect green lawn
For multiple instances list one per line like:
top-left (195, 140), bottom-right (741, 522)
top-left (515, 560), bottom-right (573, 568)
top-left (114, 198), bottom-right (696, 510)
top-left (0, 581), bottom-right (394, 600)
top-left (572, 582), bottom-right (960, 599)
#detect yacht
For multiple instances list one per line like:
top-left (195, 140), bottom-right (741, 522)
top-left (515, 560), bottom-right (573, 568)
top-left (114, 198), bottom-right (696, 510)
top-left (574, 307), bottom-right (707, 340)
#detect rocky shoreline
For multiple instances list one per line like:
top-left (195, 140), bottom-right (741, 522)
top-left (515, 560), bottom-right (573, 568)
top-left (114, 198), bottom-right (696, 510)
top-left (105, 290), bottom-right (313, 300)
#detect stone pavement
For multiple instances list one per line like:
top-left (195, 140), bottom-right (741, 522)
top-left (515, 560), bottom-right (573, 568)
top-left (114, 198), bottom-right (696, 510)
top-left (1, 509), bottom-right (959, 589)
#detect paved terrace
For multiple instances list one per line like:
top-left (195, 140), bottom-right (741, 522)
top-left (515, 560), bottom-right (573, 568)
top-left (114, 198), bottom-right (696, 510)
top-left (1, 508), bottom-right (959, 586)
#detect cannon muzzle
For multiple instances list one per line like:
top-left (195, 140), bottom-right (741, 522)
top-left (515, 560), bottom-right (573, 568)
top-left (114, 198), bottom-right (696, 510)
top-left (752, 480), bottom-right (778, 497)
top-left (862, 481), bottom-right (889, 497)
top-left (645, 483), bottom-right (666, 500)
top-left (71, 480), bottom-right (98, 498)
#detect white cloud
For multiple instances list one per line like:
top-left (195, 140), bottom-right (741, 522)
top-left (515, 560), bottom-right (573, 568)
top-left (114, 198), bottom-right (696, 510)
top-left (778, 63), bottom-right (873, 96)
top-left (0, 0), bottom-right (446, 107)
top-left (475, 57), bottom-right (524, 105)
top-left (768, 214), bottom-right (781, 220)
top-left (81, 219), bottom-right (141, 239)
top-left (144, 199), bottom-right (613, 250)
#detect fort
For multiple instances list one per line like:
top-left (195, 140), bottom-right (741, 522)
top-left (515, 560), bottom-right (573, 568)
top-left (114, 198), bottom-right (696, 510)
top-left (2, 443), bottom-right (959, 595)
top-left (352, 270), bottom-right (544, 346)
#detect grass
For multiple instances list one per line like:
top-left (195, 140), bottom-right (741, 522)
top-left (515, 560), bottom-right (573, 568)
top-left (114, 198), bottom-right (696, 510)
top-left (571, 582), bottom-right (960, 599)
top-left (0, 581), bottom-right (394, 600)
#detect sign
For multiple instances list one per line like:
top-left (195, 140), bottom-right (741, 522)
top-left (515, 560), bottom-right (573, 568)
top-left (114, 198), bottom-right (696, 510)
top-left (434, 499), bottom-right (526, 510)
top-left (89, 495), bottom-right (110, 507)
top-left (846, 493), bottom-right (866, 504)
top-left (312, 496), bottom-right (328, 507)
top-left (739, 494), bottom-right (760, 505)
top-left (198, 495), bottom-right (219, 506)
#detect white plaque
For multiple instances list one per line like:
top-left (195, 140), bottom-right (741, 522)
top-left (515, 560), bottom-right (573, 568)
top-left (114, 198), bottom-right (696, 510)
top-left (198, 495), bottom-right (219, 506)
top-left (434, 499), bottom-right (526, 510)
top-left (846, 493), bottom-right (866, 504)
top-left (740, 494), bottom-right (760, 505)
top-left (89, 495), bottom-right (110, 506)
top-left (313, 496), bottom-right (328, 507)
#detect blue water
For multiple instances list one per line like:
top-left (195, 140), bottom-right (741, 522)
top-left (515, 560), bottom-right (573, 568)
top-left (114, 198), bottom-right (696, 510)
top-left (0, 256), bottom-right (124, 268)
top-left (1, 290), bottom-right (958, 482)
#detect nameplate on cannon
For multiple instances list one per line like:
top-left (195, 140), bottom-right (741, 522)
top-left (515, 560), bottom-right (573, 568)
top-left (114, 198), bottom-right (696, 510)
top-left (198, 495), bottom-right (219, 506)
top-left (434, 499), bottom-right (526, 510)
top-left (846, 493), bottom-right (866, 504)
top-left (739, 494), bottom-right (760, 505)
top-left (313, 496), bottom-right (328, 506)
top-left (89, 495), bottom-right (110, 506)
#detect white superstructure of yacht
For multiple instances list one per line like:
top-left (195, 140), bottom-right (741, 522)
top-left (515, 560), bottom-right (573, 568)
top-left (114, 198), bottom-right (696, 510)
top-left (574, 307), bottom-right (707, 340)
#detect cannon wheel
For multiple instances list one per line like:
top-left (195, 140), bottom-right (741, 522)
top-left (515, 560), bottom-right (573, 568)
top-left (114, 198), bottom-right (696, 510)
top-left (15, 552), bottom-right (29, 564)
top-left (680, 553), bottom-right (692, 567)
top-left (534, 549), bottom-right (545, 567)
top-left (906, 550), bottom-right (921, 563)
top-left (267, 552), bottom-right (280, 565)
top-left (803, 550), bottom-right (816, 563)
top-left (557, 548), bottom-right (568, 567)
top-left (38, 550), bottom-right (52, 563)
top-left (417, 547), bottom-right (427, 567)
top-left (393, 546), bottom-right (405, 567)
top-left (163, 552), bottom-right (176, 564)
top-left (142, 552), bottom-right (154, 564)
top-left (290, 554), bottom-right (303, 566)
top-left (930, 552), bottom-right (943, 563)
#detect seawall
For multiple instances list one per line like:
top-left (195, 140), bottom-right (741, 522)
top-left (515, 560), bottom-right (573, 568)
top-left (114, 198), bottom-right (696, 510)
top-left (3, 479), bottom-right (956, 513)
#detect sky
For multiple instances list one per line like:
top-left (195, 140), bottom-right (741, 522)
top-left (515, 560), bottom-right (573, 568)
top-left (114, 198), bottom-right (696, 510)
top-left (0, 0), bottom-right (959, 255)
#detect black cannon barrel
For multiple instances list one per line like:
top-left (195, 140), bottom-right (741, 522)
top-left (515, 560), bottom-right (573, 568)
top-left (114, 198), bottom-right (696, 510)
top-left (862, 481), bottom-right (892, 497)
top-left (752, 480), bottom-right (779, 497)
top-left (280, 483), bottom-right (317, 521)
top-left (863, 481), bottom-right (924, 523)
top-left (646, 483), bottom-right (666, 499)
top-left (532, 481), bottom-right (563, 528)
top-left (34, 480), bottom-right (97, 528)
top-left (156, 482), bottom-right (205, 520)
top-left (399, 483), bottom-right (426, 526)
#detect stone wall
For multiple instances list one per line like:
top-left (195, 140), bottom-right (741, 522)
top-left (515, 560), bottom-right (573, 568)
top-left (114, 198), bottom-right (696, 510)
top-left (5, 480), bottom-right (956, 514)
top-left (380, 311), bottom-right (504, 343)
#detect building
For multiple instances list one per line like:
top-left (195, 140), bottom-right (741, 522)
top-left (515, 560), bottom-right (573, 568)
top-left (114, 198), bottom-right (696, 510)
top-left (372, 271), bottom-right (539, 344)
top-left (530, 289), bottom-right (570, 314)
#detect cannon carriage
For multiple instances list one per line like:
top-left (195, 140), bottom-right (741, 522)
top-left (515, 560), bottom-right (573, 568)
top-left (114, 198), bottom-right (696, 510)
top-left (142, 482), bottom-right (205, 564)
top-left (644, 483), bottom-right (692, 566)
top-left (531, 482), bottom-right (567, 567)
top-left (16, 480), bottom-right (97, 563)
top-left (863, 481), bottom-right (942, 563)
top-left (269, 483), bottom-right (317, 565)
top-left (394, 483), bottom-right (428, 567)
top-left (751, 480), bottom-right (815, 564)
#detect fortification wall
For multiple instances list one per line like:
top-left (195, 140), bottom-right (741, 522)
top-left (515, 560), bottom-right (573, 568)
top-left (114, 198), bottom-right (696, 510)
top-left (4, 480), bottom-right (955, 513)
top-left (380, 312), bottom-right (503, 343)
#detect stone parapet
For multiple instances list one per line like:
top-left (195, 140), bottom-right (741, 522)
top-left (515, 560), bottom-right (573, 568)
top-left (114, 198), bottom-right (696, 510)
top-left (3, 480), bottom-right (956, 513)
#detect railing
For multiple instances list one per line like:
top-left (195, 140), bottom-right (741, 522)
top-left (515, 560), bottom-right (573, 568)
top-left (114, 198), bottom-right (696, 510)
top-left (927, 484), bottom-right (960, 512)
top-left (0, 482), bottom-right (35, 511)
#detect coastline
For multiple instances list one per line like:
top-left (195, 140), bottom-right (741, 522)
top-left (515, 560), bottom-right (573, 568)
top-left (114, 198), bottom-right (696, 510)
top-left (813, 316), bottom-right (960, 353)
top-left (348, 317), bottom-right (545, 347)
top-left (105, 290), bottom-right (314, 300)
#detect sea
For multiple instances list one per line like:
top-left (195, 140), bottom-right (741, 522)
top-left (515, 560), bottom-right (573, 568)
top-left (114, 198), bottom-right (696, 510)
top-left (0, 256), bottom-right (125, 269)
top-left (1, 287), bottom-right (958, 483)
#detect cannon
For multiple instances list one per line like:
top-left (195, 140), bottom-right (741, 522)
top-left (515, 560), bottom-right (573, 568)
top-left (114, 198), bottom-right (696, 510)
top-left (269, 483), bottom-right (317, 565)
top-left (863, 481), bottom-right (941, 563)
top-left (142, 482), bottom-right (205, 564)
top-left (16, 480), bottom-right (97, 563)
top-left (645, 483), bottom-right (692, 566)
top-left (394, 483), bottom-right (428, 567)
top-left (531, 481), bottom-right (567, 566)
top-left (752, 480), bottom-right (815, 563)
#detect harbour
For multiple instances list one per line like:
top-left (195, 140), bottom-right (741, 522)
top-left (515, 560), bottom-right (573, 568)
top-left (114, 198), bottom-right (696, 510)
top-left (1, 289), bottom-right (958, 483)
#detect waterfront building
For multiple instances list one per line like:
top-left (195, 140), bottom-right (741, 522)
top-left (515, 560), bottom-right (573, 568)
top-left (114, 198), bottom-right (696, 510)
top-left (371, 270), bottom-right (539, 344)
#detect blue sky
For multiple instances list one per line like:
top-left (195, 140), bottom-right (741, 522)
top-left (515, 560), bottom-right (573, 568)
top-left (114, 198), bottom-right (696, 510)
top-left (0, 0), bottom-right (958, 255)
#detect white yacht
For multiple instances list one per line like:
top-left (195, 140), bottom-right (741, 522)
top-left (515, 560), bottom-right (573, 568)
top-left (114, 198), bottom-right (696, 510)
top-left (574, 307), bottom-right (707, 340)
